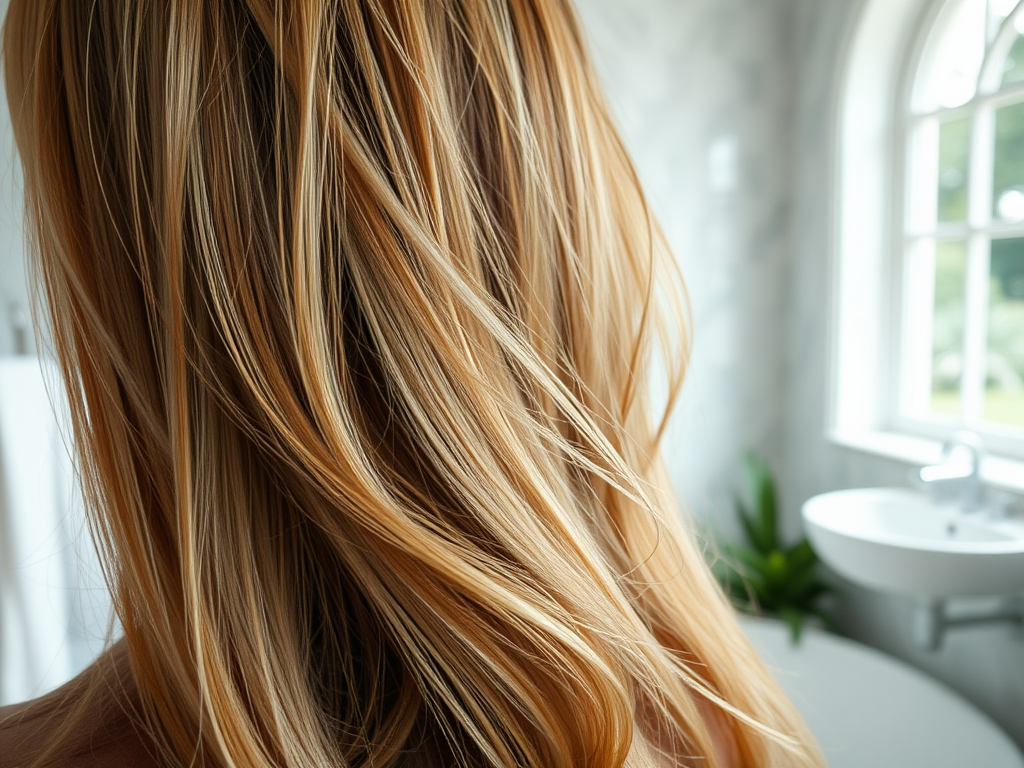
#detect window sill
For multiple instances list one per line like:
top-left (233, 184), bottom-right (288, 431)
top-left (830, 429), bottom-right (1024, 496)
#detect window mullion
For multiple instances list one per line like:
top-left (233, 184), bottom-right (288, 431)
top-left (901, 237), bottom-right (937, 417)
top-left (963, 234), bottom-right (991, 422)
top-left (961, 104), bottom-right (995, 423)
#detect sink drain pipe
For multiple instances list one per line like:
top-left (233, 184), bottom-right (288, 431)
top-left (913, 598), bottom-right (1024, 651)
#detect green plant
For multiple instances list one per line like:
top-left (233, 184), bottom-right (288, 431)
top-left (712, 452), bottom-right (833, 644)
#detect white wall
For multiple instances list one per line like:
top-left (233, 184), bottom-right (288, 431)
top-left (577, 0), bottom-right (1024, 750)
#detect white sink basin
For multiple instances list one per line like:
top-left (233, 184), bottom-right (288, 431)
top-left (802, 488), bottom-right (1024, 597)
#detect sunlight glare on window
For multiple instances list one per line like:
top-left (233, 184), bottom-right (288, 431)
top-left (919, 0), bottom-right (987, 110)
top-left (999, 189), bottom-right (1024, 220)
top-left (931, 241), bottom-right (967, 417)
top-left (985, 238), bottom-right (1024, 428)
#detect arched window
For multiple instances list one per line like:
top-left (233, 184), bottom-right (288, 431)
top-left (831, 0), bottom-right (1024, 483)
top-left (901, 0), bottom-right (1024, 441)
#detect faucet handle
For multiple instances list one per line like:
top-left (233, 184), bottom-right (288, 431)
top-left (941, 429), bottom-right (985, 467)
top-left (914, 431), bottom-right (986, 511)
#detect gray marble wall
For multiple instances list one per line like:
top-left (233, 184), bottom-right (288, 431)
top-left (577, 0), bottom-right (1024, 750)
top-left (576, 0), bottom-right (797, 544)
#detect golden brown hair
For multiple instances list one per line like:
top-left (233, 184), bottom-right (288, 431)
top-left (3, 1), bottom-right (821, 766)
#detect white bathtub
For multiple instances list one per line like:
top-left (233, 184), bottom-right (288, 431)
top-left (742, 618), bottom-right (1023, 767)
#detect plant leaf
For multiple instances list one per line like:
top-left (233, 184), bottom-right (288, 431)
top-left (740, 452), bottom-right (779, 554)
top-left (734, 494), bottom-right (765, 556)
top-left (723, 451), bottom-right (836, 631)
top-left (723, 544), bottom-right (770, 574)
top-left (786, 539), bottom-right (818, 572)
top-left (756, 468), bottom-right (779, 553)
top-left (777, 607), bottom-right (805, 645)
top-left (777, 567), bottom-right (830, 606)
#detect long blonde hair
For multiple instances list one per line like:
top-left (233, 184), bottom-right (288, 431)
top-left (3, 1), bottom-right (821, 766)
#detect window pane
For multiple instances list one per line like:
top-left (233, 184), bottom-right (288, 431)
top-left (937, 117), bottom-right (970, 222)
top-left (993, 101), bottom-right (1024, 223)
top-left (985, 238), bottom-right (1024, 428)
top-left (932, 241), bottom-right (967, 416)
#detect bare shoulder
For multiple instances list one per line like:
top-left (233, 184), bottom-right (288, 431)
top-left (0, 642), bottom-right (161, 768)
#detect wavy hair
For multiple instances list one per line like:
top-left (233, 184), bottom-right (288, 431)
top-left (3, 1), bottom-right (821, 766)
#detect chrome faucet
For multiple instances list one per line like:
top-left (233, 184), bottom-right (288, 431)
top-left (914, 430), bottom-right (985, 511)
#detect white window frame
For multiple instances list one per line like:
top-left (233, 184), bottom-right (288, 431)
top-left (829, 0), bottom-right (1024, 492)
top-left (897, 1), bottom-right (1024, 454)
